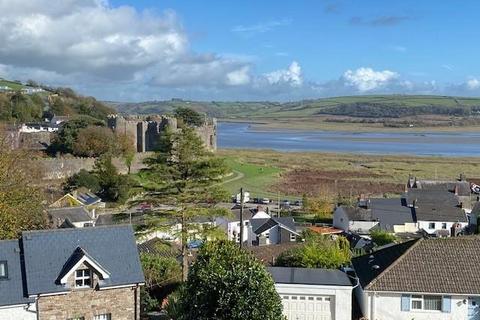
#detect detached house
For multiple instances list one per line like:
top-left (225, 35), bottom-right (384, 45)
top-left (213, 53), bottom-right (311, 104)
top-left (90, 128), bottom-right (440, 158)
top-left (0, 225), bottom-right (144, 320)
top-left (216, 205), bottom-right (299, 246)
top-left (352, 237), bottom-right (480, 320)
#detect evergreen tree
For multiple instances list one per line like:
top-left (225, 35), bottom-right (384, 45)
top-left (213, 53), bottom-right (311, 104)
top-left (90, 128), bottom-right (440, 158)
top-left (138, 126), bottom-right (229, 280)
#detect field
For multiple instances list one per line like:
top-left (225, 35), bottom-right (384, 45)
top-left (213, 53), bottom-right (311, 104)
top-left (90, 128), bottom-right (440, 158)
top-left (218, 149), bottom-right (480, 199)
top-left (0, 79), bottom-right (25, 91)
top-left (113, 94), bottom-right (480, 131)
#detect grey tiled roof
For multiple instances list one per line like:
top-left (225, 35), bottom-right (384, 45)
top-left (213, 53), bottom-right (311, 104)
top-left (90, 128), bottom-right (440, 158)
top-left (0, 240), bottom-right (33, 307)
top-left (413, 204), bottom-right (467, 222)
top-left (341, 207), bottom-right (372, 221)
top-left (22, 225), bottom-right (144, 295)
top-left (251, 217), bottom-right (298, 235)
top-left (47, 206), bottom-right (92, 223)
top-left (354, 237), bottom-right (480, 294)
top-left (268, 267), bottom-right (352, 286)
top-left (369, 198), bottom-right (414, 231)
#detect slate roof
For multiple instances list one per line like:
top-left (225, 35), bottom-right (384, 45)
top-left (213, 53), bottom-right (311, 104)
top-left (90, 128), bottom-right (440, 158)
top-left (22, 225), bottom-right (144, 295)
top-left (47, 206), bottom-right (92, 223)
top-left (404, 189), bottom-right (460, 207)
top-left (250, 217), bottom-right (298, 235)
top-left (413, 204), bottom-right (467, 222)
top-left (0, 240), bottom-right (33, 307)
top-left (268, 267), bottom-right (352, 287)
top-left (411, 180), bottom-right (471, 197)
top-left (340, 207), bottom-right (372, 221)
top-left (369, 198), bottom-right (414, 231)
top-left (353, 237), bottom-right (480, 294)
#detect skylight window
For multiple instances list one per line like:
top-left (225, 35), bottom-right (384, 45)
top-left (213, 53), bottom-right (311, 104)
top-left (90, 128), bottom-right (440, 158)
top-left (0, 261), bottom-right (7, 279)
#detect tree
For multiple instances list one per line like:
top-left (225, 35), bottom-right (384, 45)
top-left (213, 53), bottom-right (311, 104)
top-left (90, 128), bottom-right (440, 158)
top-left (64, 169), bottom-right (101, 193)
top-left (0, 130), bottom-right (47, 239)
top-left (174, 107), bottom-right (204, 127)
top-left (138, 126), bottom-right (230, 280)
top-left (168, 241), bottom-right (283, 320)
top-left (140, 251), bottom-right (182, 313)
top-left (276, 232), bottom-right (351, 269)
top-left (303, 194), bottom-right (334, 220)
top-left (370, 229), bottom-right (397, 246)
top-left (94, 154), bottom-right (132, 203)
top-left (116, 133), bottom-right (136, 174)
top-left (48, 117), bottom-right (103, 155)
top-left (72, 126), bottom-right (116, 157)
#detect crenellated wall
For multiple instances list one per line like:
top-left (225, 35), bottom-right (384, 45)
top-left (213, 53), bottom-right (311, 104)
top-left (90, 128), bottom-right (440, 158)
top-left (107, 114), bottom-right (217, 152)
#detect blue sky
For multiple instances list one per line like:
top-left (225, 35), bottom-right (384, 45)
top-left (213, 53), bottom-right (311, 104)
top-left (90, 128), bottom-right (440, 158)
top-left (1, 0), bottom-right (480, 101)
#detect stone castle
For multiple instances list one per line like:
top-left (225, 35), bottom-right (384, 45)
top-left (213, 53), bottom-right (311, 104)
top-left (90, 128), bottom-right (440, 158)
top-left (107, 114), bottom-right (217, 152)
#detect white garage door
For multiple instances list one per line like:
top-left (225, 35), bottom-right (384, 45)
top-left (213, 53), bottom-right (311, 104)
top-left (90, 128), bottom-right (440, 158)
top-left (281, 294), bottom-right (333, 320)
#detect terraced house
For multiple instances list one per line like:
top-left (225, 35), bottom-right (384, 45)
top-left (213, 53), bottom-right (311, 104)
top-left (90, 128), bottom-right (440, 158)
top-left (0, 225), bottom-right (144, 320)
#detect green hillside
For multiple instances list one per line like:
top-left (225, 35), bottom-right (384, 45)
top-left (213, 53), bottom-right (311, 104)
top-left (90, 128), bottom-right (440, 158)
top-left (0, 79), bottom-right (27, 91)
top-left (112, 95), bottom-right (480, 120)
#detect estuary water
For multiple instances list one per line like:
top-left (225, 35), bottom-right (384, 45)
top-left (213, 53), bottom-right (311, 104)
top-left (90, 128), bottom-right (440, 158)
top-left (217, 122), bottom-right (480, 157)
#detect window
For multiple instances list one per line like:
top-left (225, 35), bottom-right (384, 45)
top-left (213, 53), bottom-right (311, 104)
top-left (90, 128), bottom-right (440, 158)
top-left (411, 295), bottom-right (442, 311)
top-left (94, 314), bottom-right (111, 320)
top-left (67, 317), bottom-right (84, 320)
top-left (308, 297), bottom-right (314, 301)
top-left (74, 269), bottom-right (91, 288)
top-left (442, 223), bottom-right (447, 229)
top-left (411, 295), bottom-right (423, 310)
top-left (290, 234), bottom-right (296, 242)
top-left (299, 296), bottom-right (306, 300)
top-left (265, 232), bottom-right (270, 239)
top-left (428, 222), bottom-right (436, 229)
top-left (0, 261), bottom-right (7, 279)
top-left (245, 221), bottom-right (249, 226)
top-left (291, 296), bottom-right (298, 300)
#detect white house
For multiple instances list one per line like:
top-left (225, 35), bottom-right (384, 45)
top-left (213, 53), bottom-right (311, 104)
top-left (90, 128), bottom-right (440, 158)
top-left (268, 267), bottom-right (353, 320)
top-left (334, 194), bottom-right (468, 237)
top-left (352, 237), bottom-right (480, 320)
top-left (216, 206), bottom-right (299, 246)
top-left (0, 240), bottom-right (36, 320)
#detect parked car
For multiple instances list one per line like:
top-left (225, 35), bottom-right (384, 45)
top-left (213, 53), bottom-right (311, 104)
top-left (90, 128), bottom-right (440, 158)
top-left (260, 198), bottom-right (270, 204)
top-left (138, 203), bottom-right (152, 211)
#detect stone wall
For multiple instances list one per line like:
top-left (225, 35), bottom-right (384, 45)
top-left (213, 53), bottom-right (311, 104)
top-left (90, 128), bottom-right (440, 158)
top-left (108, 114), bottom-right (217, 152)
top-left (36, 153), bottom-right (151, 180)
top-left (37, 286), bottom-right (140, 320)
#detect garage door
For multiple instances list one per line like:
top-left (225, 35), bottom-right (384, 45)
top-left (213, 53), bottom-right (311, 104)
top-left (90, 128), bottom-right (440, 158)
top-left (281, 294), bottom-right (333, 320)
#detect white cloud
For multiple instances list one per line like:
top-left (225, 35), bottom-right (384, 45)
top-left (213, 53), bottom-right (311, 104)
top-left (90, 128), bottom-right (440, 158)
top-left (389, 45), bottom-right (407, 52)
top-left (226, 66), bottom-right (251, 86)
top-left (264, 61), bottom-right (303, 87)
top-left (232, 19), bottom-right (291, 36)
top-left (467, 78), bottom-right (480, 90)
top-left (343, 67), bottom-right (399, 92)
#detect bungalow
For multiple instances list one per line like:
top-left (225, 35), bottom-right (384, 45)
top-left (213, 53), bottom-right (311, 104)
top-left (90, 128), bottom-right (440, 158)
top-left (50, 189), bottom-right (105, 218)
top-left (47, 206), bottom-right (95, 228)
top-left (352, 237), bottom-right (480, 320)
top-left (268, 267), bottom-right (353, 320)
top-left (0, 225), bottom-right (144, 320)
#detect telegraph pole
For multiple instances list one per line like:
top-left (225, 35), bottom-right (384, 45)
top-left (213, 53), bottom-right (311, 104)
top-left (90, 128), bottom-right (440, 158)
top-left (239, 188), bottom-right (244, 248)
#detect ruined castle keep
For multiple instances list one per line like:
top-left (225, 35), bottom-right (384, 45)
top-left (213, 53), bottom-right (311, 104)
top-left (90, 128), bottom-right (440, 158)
top-left (107, 114), bottom-right (217, 152)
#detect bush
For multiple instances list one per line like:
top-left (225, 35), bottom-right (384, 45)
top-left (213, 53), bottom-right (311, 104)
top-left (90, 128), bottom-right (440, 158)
top-left (276, 233), bottom-right (351, 269)
top-left (370, 229), bottom-right (397, 246)
top-left (168, 240), bottom-right (283, 320)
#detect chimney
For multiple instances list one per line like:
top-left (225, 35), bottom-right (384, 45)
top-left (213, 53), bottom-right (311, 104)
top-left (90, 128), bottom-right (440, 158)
top-left (460, 173), bottom-right (466, 181)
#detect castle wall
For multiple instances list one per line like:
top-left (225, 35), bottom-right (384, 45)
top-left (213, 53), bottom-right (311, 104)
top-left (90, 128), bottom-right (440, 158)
top-left (36, 153), bottom-right (151, 180)
top-left (108, 114), bottom-right (216, 152)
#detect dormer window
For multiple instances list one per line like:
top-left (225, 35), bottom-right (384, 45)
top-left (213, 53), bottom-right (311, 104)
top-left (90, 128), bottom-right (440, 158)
top-left (0, 261), bottom-right (7, 279)
top-left (75, 269), bottom-right (91, 288)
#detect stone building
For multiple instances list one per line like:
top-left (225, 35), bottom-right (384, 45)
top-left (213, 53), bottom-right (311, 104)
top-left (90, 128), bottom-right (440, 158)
top-left (107, 114), bottom-right (217, 152)
top-left (0, 225), bottom-right (144, 320)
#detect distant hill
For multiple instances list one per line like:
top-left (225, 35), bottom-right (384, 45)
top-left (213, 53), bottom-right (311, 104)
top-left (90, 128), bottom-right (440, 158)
top-left (110, 95), bottom-right (480, 120)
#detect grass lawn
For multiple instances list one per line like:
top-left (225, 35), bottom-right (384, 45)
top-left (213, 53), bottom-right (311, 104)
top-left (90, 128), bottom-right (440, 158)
top-left (220, 156), bottom-right (283, 198)
top-left (0, 79), bottom-right (25, 91)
